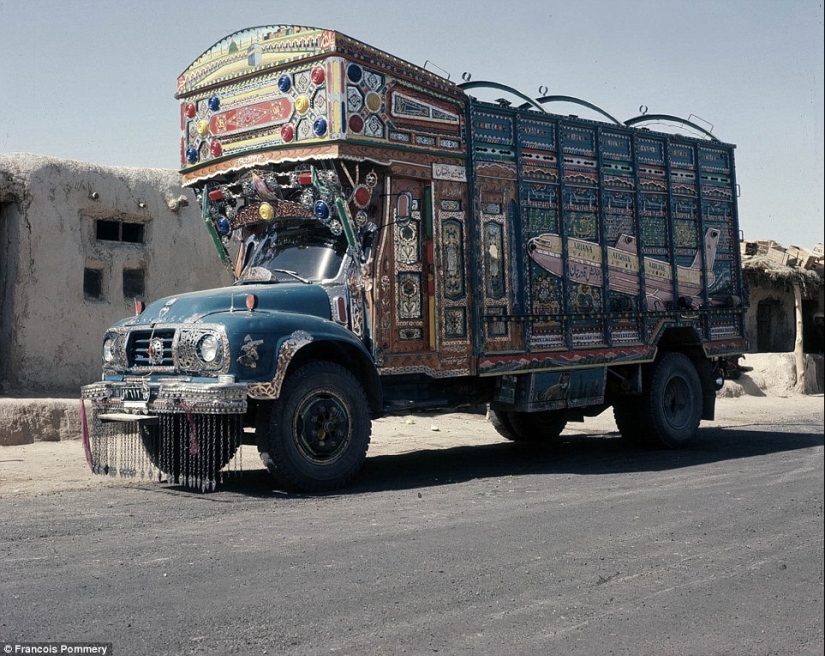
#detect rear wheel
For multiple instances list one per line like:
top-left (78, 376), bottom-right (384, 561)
top-left (488, 408), bottom-right (520, 441)
top-left (257, 361), bottom-right (371, 492)
top-left (613, 398), bottom-right (651, 446)
top-left (639, 353), bottom-right (703, 448)
top-left (488, 408), bottom-right (567, 443)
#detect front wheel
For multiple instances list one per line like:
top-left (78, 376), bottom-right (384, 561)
top-left (257, 361), bottom-right (371, 492)
top-left (488, 408), bottom-right (567, 443)
top-left (639, 353), bottom-right (703, 448)
top-left (139, 414), bottom-right (240, 487)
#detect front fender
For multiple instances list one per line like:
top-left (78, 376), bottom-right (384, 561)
top-left (223, 311), bottom-right (374, 400)
top-left (245, 329), bottom-right (314, 400)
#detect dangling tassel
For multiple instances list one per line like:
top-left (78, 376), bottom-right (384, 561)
top-left (80, 399), bottom-right (93, 470)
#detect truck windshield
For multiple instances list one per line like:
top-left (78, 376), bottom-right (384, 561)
top-left (238, 221), bottom-right (348, 283)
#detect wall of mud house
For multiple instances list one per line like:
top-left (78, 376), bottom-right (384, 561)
top-left (0, 154), bottom-right (232, 394)
top-left (742, 272), bottom-right (823, 355)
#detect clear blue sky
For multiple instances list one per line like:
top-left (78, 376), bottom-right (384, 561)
top-left (1, 0), bottom-right (822, 250)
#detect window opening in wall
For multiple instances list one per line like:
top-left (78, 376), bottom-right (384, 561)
top-left (96, 219), bottom-right (144, 243)
top-left (84, 268), bottom-right (103, 300)
top-left (121, 222), bottom-right (144, 243)
top-left (123, 268), bottom-right (145, 299)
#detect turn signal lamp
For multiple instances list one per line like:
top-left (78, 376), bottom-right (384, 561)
top-left (332, 296), bottom-right (348, 324)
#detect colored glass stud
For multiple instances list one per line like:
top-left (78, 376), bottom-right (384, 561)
top-left (280, 124), bottom-right (294, 142)
top-left (311, 66), bottom-right (325, 85)
top-left (210, 140), bottom-right (222, 157)
top-left (259, 203), bottom-right (274, 221)
top-left (295, 96), bottom-right (309, 114)
top-left (186, 146), bottom-right (199, 164)
top-left (348, 115), bottom-right (364, 133)
top-left (352, 184), bottom-right (371, 208)
top-left (197, 119), bottom-right (209, 136)
top-left (347, 63), bottom-right (363, 83)
top-left (208, 96), bottom-right (220, 112)
top-left (314, 200), bottom-right (330, 220)
top-left (313, 117), bottom-right (327, 136)
top-left (216, 216), bottom-right (231, 234)
top-left (366, 92), bottom-right (382, 112)
top-left (278, 74), bottom-right (292, 92)
top-left (184, 102), bottom-right (196, 118)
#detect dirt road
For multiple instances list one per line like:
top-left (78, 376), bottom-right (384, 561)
top-left (1, 389), bottom-right (822, 656)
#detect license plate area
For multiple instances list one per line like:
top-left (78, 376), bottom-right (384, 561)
top-left (118, 383), bottom-right (153, 408)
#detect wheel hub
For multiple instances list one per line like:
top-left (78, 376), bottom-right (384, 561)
top-left (663, 377), bottom-right (692, 429)
top-left (295, 394), bottom-right (351, 462)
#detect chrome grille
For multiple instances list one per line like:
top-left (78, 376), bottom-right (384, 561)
top-left (128, 329), bottom-right (176, 368)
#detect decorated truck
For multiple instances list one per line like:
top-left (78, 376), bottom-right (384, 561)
top-left (81, 25), bottom-right (747, 492)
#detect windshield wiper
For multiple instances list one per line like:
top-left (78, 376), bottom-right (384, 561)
top-left (233, 278), bottom-right (279, 286)
top-left (235, 269), bottom-right (310, 284)
top-left (234, 267), bottom-right (311, 285)
top-left (270, 269), bottom-right (310, 283)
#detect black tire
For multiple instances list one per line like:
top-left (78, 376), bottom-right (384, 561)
top-left (488, 408), bottom-right (520, 441)
top-left (140, 422), bottom-right (172, 473)
top-left (257, 361), bottom-right (371, 492)
top-left (140, 415), bottom-right (240, 486)
top-left (639, 353), bottom-right (703, 448)
top-left (612, 397), bottom-right (652, 447)
top-left (488, 408), bottom-right (567, 443)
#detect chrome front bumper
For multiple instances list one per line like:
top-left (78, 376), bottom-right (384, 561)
top-left (81, 379), bottom-right (248, 416)
top-left (79, 380), bottom-right (249, 489)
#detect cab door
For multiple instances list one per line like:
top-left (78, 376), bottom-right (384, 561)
top-left (379, 176), bottom-right (431, 357)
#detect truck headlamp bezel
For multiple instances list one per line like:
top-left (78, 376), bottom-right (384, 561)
top-left (197, 333), bottom-right (221, 363)
top-left (102, 337), bottom-right (116, 363)
top-left (173, 325), bottom-right (230, 374)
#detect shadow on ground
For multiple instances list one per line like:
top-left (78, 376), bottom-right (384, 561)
top-left (206, 423), bottom-right (823, 499)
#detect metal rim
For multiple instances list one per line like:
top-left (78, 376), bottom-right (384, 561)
top-left (662, 375), bottom-right (694, 431)
top-left (292, 389), bottom-right (353, 465)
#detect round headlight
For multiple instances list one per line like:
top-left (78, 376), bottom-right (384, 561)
top-left (197, 334), bottom-right (220, 363)
top-left (102, 338), bottom-right (115, 363)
